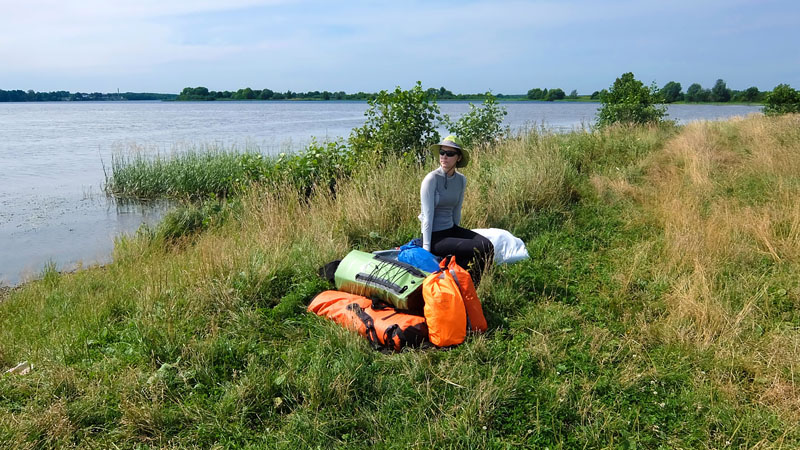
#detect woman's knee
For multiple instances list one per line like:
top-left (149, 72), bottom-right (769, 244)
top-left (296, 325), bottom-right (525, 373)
top-left (475, 235), bottom-right (493, 257)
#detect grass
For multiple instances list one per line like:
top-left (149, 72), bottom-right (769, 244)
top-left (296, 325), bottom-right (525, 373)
top-left (2, 114), bottom-right (800, 448)
top-left (105, 139), bottom-right (354, 201)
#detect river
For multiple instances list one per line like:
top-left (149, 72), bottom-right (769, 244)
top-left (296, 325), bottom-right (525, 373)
top-left (0, 101), bottom-right (762, 285)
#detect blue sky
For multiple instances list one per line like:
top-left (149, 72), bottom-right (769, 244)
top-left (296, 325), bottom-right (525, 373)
top-left (1, 0), bottom-right (797, 94)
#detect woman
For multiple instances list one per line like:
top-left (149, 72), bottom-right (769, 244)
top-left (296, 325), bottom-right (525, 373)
top-left (419, 135), bottom-right (493, 282)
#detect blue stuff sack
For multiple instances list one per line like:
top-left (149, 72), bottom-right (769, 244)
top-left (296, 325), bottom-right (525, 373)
top-left (398, 239), bottom-right (441, 273)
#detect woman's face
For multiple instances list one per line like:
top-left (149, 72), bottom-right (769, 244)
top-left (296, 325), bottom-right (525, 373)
top-left (439, 145), bottom-right (462, 173)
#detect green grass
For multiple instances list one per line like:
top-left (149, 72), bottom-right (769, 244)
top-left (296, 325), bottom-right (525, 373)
top-left (3, 115), bottom-right (800, 448)
top-left (106, 139), bottom-right (354, 201)
top-left (105, 146), bottom-right (269, 200)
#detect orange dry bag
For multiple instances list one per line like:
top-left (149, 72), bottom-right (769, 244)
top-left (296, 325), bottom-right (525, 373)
top-left (440, 255), bottom-right (487, 332)
top-left (422, 269), bottom-right (467, 347)
top-left (308, 290), bottom-right (428, 351)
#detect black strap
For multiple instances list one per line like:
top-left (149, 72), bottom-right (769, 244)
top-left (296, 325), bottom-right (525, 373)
top-left (382, 324), bottom-right (406, 351)
top-left (370, 296), bottom-right (393, 311)
top-left (317, 260), bottom-right (341, 283)
top-left (346, 303), bottom-right (381, 349)
top-left (355, 272), bottom-right (407, 294)
top-left (372, 254), bottom-right (426, 278)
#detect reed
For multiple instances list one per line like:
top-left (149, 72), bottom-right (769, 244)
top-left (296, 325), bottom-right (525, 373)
top-left (105, 139), bottom-right (353, 201)
top-left (106, 145), bottom-right (270, 200)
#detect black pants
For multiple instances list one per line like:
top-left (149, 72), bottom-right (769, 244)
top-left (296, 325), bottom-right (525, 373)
top-left (430, 226), bottom-right (494, 283)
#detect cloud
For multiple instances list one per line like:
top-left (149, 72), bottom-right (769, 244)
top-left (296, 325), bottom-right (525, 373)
top-left (0, 0), bottom-right (796, 92)
top-left (0, 0), bottom-right (290, 73)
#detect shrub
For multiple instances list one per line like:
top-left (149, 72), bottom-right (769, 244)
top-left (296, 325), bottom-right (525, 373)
top-left (763, 84), bottom-right (800, 116)
top-left (348, 81), bottom-right (443, 161)
top-left (444, 93), bottom-right (508, 149)
top-left (596, 72), bottom-right (666, 127)
top-left (274, 139), bottom-right (356, 195)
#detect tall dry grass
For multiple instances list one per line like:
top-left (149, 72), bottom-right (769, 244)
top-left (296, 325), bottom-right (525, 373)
top-left (606, 114), bottom-right (800, 418)
top-left (464, 132), bottom-right (573, 229)
top-left (169, 134), bottom-right (573, 305)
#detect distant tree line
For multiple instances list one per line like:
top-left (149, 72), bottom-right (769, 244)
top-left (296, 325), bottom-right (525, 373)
top-left (0, 89), bottom-right (177, 102)
top-left (177, 86), bottom-right (374, 101)
top-left (532, 79), bottom-right (771, 104)
top-left (176, 86), bottom-right (517, 101)
top-left (526, 88), bottom-right (567, 101)
top-left (597, 72), bottom-right (798, 127)
top-left (656, 79), bottom-right (765, 103)
top-left (2, 81), bottom-right (785, 105)
top-left (423, 87), bottom-right (519, 100)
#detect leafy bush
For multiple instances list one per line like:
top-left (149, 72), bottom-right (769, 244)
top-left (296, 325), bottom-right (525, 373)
top-left (445, 93), bottom-right (508, 148)
top-left (349, 81), bottom-right (443, 161)
top-left (274, 139), bottom-right (356, 195)
top-left (763, 84), bottom-right (800, 116)
top-left (596, 72), bottom-right (666, 127)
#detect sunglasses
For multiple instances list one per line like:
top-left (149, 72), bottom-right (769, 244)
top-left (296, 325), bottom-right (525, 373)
top-left (439, 149), bottom-right (460, 157)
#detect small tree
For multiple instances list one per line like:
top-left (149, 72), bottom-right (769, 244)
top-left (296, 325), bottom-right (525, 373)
top-left (660, 81), bottom-right (683, 103)
top-left (568, 89), bottom-right (579, 99)
top-left (763, 84), bottom-right (800, 116)
top-left (349, 81), bottom-right (443, 160)
top-left (444, 93), bottom-right (508, 148)
top-left (742, 86), bottom-right (760, 103)
top-left (686, 83), bottom-right (704, 102)
top-left (596, 72), bottom-right (666, 127)
top-left (545, 88), bottom-right (565, 101)
top-left (710, 79), bottom-right (731, 102)
top-left (527, 88), bottom-right (545, 100)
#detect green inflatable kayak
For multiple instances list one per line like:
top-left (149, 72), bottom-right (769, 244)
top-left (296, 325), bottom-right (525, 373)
top-left (334, 250), bottom-right (427, 312)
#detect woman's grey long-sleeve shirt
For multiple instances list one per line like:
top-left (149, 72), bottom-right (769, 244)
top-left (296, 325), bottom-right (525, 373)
top-left (418, 167), bottom-right (466, 251)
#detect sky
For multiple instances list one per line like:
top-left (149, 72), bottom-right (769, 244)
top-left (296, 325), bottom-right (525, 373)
top-left (1, 0), bottom-right (798, 95)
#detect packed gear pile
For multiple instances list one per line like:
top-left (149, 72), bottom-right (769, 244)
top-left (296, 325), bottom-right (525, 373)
top-left (310, 248), bottom-right (487, 351)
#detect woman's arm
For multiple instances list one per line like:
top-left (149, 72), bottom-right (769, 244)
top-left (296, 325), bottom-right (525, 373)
top-left (453, 175), bottom-right (465, 226)
top-left (420, 173), bottom-right (436, 251)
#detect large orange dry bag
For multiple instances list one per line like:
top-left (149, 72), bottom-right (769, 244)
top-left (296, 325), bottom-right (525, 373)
top-left (440, 256), bottom-right (487, 332)
top-left (422, 269), bottom-right (467, 347)
top-left (308, 290), bottom-right (428, 351)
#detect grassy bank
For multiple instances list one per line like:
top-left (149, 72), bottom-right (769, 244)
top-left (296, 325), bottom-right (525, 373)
top-left (2, 114), bottom-right (799, 448)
